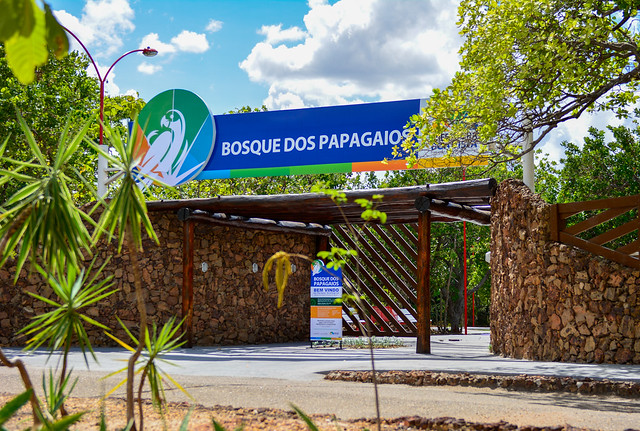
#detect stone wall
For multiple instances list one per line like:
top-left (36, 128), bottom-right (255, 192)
top-left (491, 179), bottom-right (640, 364)
top-left (0, 209), bottom-right (315, 347)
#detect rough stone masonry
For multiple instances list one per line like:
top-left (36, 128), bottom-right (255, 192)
top-left (0, 210), bottom-right (314, 347)
top-left (491, 179), bottom-right (640, 364)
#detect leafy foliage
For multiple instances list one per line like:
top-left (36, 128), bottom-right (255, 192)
top-left (20, 260), bottom-right (116, 361)
top-left (262, 252), bottom-right (309, 308)
top-left (404, 0), bottom-right (640, 166)
top-left (0, 0), bottom-right (68, 84)
top-left (0, 45), bottom-right (144, 204)
top-left (104, 317), bottom-right (191, 409)
top-left (557, 123), bottom-right (640, 203)
top-left (0, 113), bottom-right (94, 278)
top-left (90, 121), bottom-right (158, 253)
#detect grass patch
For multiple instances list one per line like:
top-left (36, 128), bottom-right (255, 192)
top-left (341, 336), bottom-right (406, 349)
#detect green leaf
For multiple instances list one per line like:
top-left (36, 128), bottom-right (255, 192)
top-left (4, 3), bottom-right (48, 84)
top-left (16, 0), bottom-right (36, 37)
top-left (0, 389), bottom-right (32, 426)
top-left (0, 0), bottom-right (20, 40)
top-left (44, 3), bottom-right (69, 59)
top-left (47, 412), bottom-right (85, 430)
top-left (290, 404), bottom-right (320, 431)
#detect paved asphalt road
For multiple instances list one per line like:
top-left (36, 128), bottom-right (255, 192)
top-left (1, 331), bottom-right (640, 429)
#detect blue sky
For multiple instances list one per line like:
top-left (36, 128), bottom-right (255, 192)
top-left (50, 0), bottom-right (462, 114)
top-left (48, 0), bottom-right (624, 162)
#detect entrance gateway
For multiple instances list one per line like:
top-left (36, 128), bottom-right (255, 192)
top-left (135, 89), bottom-right (494, 353)
top-left (133, 89), bottom-right (486, 186)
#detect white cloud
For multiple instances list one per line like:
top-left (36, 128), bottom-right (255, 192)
top-left (55, 0), bottom-right (135, 57)
top-left (138, 62), bottom-right (162, 75)
top-left (258, 24), bottom-right (306, 45)
top-left (140, 31), bottom-right (210, 56)
top-left (171, 30), bottom-right (210, 53)
top-left (206, 19), bottom-right (223, 33)
top-left (140, 33), bottom-right (177, 56)
top-left (539, 108), bottom-right (636, 163)
top-left (240, 0), bottom-right (461, 110)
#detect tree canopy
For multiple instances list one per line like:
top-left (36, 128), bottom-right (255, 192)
top-left (536, 115), bottom-right (640, 204)
top-left (0, 45), bottom-right (145, 204)
top-left (403, 0), bottom-right (640, 166)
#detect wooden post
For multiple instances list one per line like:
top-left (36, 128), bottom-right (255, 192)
top-left (416, 210), bottom-right (431, 354)
top-left (550, 204), bottom-right (559, 242)
top-left (316, 234), bottom-right (330, 261)
top-left (182, 219), bottom-right (195, 347)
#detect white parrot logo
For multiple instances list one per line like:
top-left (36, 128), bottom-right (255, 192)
top-left (137, 109), bottom-right (206, 187)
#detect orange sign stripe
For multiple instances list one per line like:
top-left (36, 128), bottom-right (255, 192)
top-left (311, 306), bottom-right (342, 319)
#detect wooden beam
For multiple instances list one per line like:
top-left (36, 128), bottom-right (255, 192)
top-left (557, 194), bottom-right (640, 214)
top-left (559, 232), bottom-right (640, 269)
top-left (564, 207), bottom-right (630, 236)
top-left (415, 197), bottom-right (491, 225)
top-left (147, 178), bottom-right (496, 226)
top-left (182, 219), bottom-right (195, 347)
top-left (179, 208), bottom-right (332, 236)
top-left (416, 210), bottom-right (431, 354)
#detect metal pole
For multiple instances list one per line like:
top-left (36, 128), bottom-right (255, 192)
top-left (523, 126), bottom-right (535, 192)
top-left (61, 26), bottom-right (156, 197)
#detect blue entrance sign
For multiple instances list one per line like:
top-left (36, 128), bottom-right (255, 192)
top-left (196, 99), bottom-right (421, 179)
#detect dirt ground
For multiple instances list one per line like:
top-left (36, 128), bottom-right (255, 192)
top-left (1, 394), bottom-right (374, 430)
top-left (0, 392), bottom-right (598, 431)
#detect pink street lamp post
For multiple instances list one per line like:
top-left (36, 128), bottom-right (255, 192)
top-left (62, 26), bottom-right (157, 196)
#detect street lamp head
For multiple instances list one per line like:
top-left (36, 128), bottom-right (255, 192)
top-left (142, 47), bottom-right (158, 57)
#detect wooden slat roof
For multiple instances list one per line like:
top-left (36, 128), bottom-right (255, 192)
top-left (147, 178), bottom-right (496, 226)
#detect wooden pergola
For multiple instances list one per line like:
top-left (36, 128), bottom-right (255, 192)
top-left (147, 177), bottom-right (497, 353)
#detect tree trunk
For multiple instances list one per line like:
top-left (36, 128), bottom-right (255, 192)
top-left (125, 225), bottom-right (148, 431)
top-left (0, 348), bottom-right (42, 426)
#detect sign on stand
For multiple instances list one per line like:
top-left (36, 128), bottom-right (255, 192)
top-left (310, 260), bottom-right (343, 345)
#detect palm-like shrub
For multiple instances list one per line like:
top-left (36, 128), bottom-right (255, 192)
top-left (89, 120), bottom-right (160, 430)
top-left (0, 112), bottom-right (94, 278)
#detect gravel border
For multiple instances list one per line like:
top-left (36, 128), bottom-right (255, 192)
top-left (325, 370), bottom-right (640, 398)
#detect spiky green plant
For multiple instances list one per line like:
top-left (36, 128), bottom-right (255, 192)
top-left (41, 369), bottom-right (77, 421)
top-left (88, 119), bottom-right (161, 430)
top-left (19, 258), bottom-right (116, 416)
top-left (0, 112), bottom-right (96, 426)
top-left (104, 316), bottom-right (192, 431)
top-left (0, 112), bottom-right (95, 280)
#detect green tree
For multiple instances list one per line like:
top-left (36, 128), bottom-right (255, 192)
top-left (535, 119), bottom-right (640, 250)
top-left (0, 46), bottom-right (98, 203)
top-left (0, 45), bottom-right (146, 204)
top-left (403, 0), bottom-right (640, 166)
top-left (558, 124), bottom-right (640, 203)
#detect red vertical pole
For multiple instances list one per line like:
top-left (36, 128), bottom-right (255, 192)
top-left (463, 168), bottom-right (468, 335)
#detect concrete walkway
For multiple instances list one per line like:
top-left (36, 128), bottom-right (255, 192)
top-left (1, 330), bottom-right (640, 429)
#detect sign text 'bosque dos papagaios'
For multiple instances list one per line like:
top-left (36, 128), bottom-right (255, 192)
top-left (135, 90), bottom-right (486, 186)
top-left (197, 99), bottom-right (422, 179)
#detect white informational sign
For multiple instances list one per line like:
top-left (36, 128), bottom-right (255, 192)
top-left (310, 260), bottom-right (343, 341)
